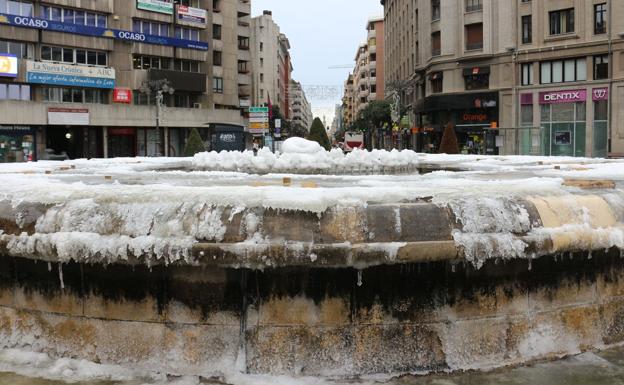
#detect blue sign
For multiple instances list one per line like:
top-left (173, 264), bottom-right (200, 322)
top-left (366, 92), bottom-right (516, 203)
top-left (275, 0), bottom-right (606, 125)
top-left (0, 13), bottom-right (208, 51)
top-left (27, 73), bottom-right (115, 89)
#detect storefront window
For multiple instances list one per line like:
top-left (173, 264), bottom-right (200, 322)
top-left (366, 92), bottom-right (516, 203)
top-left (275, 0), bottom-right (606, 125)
top-left (0, 126), bottom-right (35, 163)
top-left (594, 100), bottom-right (608, 158)
top-left (464, 74), bottom-right (489, 90)
top-left (541, 102), bottom-right (586, 157)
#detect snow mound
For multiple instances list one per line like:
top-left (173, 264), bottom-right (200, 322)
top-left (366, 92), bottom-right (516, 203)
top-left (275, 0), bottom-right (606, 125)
top-left (281, 137), bottom-right (324, 154)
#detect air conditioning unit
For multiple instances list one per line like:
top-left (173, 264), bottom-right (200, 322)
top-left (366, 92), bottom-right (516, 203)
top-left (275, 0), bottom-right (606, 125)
top-left (193, 103), bottom-right (202, 109)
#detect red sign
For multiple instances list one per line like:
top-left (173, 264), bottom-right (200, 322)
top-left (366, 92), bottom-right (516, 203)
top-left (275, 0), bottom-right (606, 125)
top-left (113, 88), bottom-right (132, 104)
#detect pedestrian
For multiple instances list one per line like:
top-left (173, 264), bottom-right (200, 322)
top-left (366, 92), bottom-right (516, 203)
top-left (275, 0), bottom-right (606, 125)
top-left (252, 140), bottom-right (259, 156)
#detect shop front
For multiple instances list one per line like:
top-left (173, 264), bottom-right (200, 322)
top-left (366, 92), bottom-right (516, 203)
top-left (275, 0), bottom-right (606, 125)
top-left (0, 125), bottom-right (35, 162)
top-left (520, 87), bottom-right (609, 157)
top-left (417, 91), bottom-right (500, 154)
top-left (108, 127), bottom-right (186, 158)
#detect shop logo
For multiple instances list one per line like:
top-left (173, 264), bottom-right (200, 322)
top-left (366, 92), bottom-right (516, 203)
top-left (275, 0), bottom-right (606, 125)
top-left (220, 133), bottom-right (236, 143)
top-left (13, 16), bottom-right (48, 28)
top-left (543, 91), bottom-right (581, 102)
top-left (0, 54), bottom-right (17, 77)
top-left (463, 113), bottom-right (488, 123)
top-left (593, 89), bottom-right (608, 100)
top-left (474, 98), bottom-right (497, 108)
top-left (117, 31), bottom-right (146, 41)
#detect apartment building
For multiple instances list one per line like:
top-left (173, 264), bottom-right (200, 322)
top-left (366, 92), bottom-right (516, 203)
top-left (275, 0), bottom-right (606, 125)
top-left (342, 73), bottom-right (355, 126)
top-left (289, 80), bottom-right (312, 130)
top-left (0, 0), bottom-right (249, 161)
top-left (343, 16), bottom-right (385, 126)
top-left (382, 0), bottom-right (623, 157)
top-left (250, 10), bottom-right (292, 118)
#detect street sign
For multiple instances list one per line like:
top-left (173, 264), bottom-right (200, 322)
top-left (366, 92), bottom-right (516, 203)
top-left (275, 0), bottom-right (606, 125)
top-left (249, 117), bottom-right (269, 123)
top-left (249, 106), bottom-right (269, 113)
top-left (275, 119), bottom-right (281, 129)
top-left (249, 122), bottom-right (269, 129)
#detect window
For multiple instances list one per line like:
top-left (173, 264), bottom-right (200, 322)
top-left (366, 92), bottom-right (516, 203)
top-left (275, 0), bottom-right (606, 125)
top-left (595, 3), bottom-right (607, 34)
top-left (549, 8), bottom-right (574, 35)
top-left (178, 0), bottom-right (199, 6)
top-left (41, 45), bottom-right (107, 66)
top-left (594, 54), bottom-right (609, 80)
top-left (540, 58), bottom-right (586, 84)
top-left (521, 63), bottom-right (533, 85)
top-left (260, 42), bottom-right (264, 51)
top-left (260, 58), bottom-right (264, 67)
top-left (0, 40), bottom-right (30, 59)
top-left (466, 0), bottom-right (482, 13)
top-left (465, 23), bottom-right (483, 50)
top-left (175, 27), bottom-right (200, 41)
top-left (464, 73), bottom-right (489, 90)
top-left (430, 73), bottom-right (443, 93)
top-left (132, 55), bottom-right (171, 70)
top-left (213, 77), bottom-right (223, 93)
top-left (0, 83), bottom-right (30, 101)
top-left (0, 0), bottom-right (33, 16)
top-left (40, 5), bottom-right (106, 27)
top-left (238, 36), bottom-right (249, 50)
top-left (431, 31), bottom-right (441, 56)
top-left (213, 24), bottom-right (222, 40)
top-left (212, 0), bottom-right (220, 12)
top-left (174, 59), bottom-right (200, 73)
top-left (213, 51), bottom-right (222, 66)
top-left (260, 73), bottom-right (264, 82)
top-left (522, 15), bottom-right (532, 44)
top-left (431, 0), bottom-right (440, 21)
top-left (134, 20), bottom-right (169, 37)
top-left (42, 87), bottom-right (106, 104)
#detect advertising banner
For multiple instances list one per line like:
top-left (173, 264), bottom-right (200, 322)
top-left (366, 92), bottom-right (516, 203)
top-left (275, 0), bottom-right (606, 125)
top-left (177, 5), bottom-right (207, 27)
top-left (26, 61), bottom-right (115, 89)
top-left (137, 0), bottom-right (174, 15)
top-left (0, 13), bottom-right (208, 51)
top-left (0, 54), bottom-right (17, 78)
top-left (48, 108), bottom-right (89, 125)
top-left (113, 88), bottom-right (133, 103)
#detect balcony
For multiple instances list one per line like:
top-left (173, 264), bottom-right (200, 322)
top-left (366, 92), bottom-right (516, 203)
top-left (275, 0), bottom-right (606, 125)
top-left (369, 44), bottom-right (377, 54)
top-left (465, 3), bottom-right (483, 12)
top-left (368, 29), bottom-right (377, 39)
top-left (359, 89), bottom-right (369, 98)
top-left (367, 92), bottom-right (377, 101)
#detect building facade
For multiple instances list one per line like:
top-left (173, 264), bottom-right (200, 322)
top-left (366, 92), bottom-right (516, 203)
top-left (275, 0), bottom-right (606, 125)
top-left (289, 80), bottom-right (312, 130)
top-left (0, 0), bottom-right (250, 161)
top-left (250, 10), bottom-right (292, 118)
top-left (382, 0), bottom-right (623, 157)
top-left (342, 16), bottom-right (385, 128)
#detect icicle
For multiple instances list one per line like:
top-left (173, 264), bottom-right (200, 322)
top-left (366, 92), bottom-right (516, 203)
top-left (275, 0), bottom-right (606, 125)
top-left (620, 249), bottom-right (624, 259)
top-left (451, 264), bottom-right (456, 273)
top-left (527, 257), bottom-right (533, 271)
top-left (588, 251), bottom-right (593, 260)
top-left (47, 262), bottom-right (52, 272)
top-left (357, 270), bottom-right (363, 287)
top-left (58, 263), bottom-right (65, 290)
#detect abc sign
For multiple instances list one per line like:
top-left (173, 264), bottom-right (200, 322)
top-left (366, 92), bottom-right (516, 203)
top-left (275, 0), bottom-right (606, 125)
top-left (0, 55), bottom-right (17, 77)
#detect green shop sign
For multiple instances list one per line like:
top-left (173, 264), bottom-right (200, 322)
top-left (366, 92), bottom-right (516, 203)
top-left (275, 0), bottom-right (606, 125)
top-left (137, 0), bottom-right (174, 15)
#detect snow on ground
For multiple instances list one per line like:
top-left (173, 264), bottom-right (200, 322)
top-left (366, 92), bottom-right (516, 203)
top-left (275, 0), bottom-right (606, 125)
top-left (1, 143), bottom-right (624, 267)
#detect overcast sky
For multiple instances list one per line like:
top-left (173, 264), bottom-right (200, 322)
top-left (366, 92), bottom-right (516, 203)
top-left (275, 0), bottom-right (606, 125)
top-left (250, 0), bottom-right (384, 124)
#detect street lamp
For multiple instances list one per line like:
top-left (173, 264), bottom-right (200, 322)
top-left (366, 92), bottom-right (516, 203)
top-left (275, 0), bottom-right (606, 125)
top-left (140, 80), bottom-right (175, 157)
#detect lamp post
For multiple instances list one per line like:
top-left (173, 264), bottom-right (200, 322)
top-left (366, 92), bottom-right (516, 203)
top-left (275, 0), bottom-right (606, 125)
top-left (140, 80), bottom-right (175, 157)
